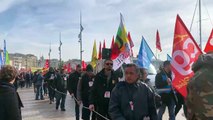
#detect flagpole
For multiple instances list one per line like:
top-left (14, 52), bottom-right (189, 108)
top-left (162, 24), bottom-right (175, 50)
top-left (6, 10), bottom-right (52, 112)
top-left (198, 0), bottom-right (202, 50)
top-left (79, 11), bottom-right (84, 67)
top-left (48, 41), bottom-right (51, 66)
top-left (59, 32), bottom-right (61, 64)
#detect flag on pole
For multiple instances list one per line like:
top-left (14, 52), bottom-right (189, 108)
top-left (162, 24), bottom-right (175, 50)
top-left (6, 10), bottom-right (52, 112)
top-left (5, 51), bottom-right (10, 65)
top-left (112, 13), bottom-right (131, 70)
top-left (98, 42), bottom-right (102, 60)
top-left (44, 59), bottom-right (49, 69)
top-left (0, 52), bottom-right (3, 67)
top-left (63, 64), bottom-right (67, 71)
top-left (110, 36), bottom-right (115, 49)
top-left (103, 39), bottom-right (106, 49)
top-left (127, 32), bottom-right (134, 57)
top-left (204, 29), bottom-right (213, 53)
top-left (137, 36), bottom-right (155, 69)
top-left (42, 59), bottom-right (50, 73)
top-left (156, 30), bottom-right (162, 52)
top-left (127, 32), bottom-right (134, 48)
top-left (167, 54), bottom-right (172, 61)
top-left (48, 42), bottom-right (51, 57)
top-left (3, 40), bottom-right (6, 65)
top-left (91, 40), bottom-right (98, 68)
top-left (171, 15), bottom-right (202, 98)
top-left (67, 63), bottom-right (72, 73)
top-left (82, 60), bottom-right (87, 71)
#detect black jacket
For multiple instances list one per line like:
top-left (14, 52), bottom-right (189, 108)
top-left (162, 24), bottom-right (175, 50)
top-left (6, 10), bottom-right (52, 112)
top-left (68, 71), bottom-right (81, 96)
top-left (44, 71), bottom-right (57, 86)
top-left (155, 71), bottom-right (175, 104)
top-left (0, 82), bottom-right (23, 120)
top-left (54, 73), bottom-right (68, 93)
top-left (109, 81), bottom-right (157, 120)
top-left (77, 73), bottom-right (94, 101)
top-left (89, 69), bottom-right (118, 107)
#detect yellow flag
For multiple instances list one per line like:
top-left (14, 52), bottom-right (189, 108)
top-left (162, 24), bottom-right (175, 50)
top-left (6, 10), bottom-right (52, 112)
top-left (91, 40), bottom-right (98, 68)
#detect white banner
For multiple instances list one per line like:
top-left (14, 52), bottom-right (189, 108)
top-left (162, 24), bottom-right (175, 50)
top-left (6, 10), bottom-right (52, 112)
top-left (113, 51), bottom-right (130, 70)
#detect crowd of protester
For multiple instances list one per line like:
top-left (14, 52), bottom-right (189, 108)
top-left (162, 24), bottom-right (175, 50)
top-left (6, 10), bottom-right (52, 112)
top-left (0, 52), bottom-right (213, 120)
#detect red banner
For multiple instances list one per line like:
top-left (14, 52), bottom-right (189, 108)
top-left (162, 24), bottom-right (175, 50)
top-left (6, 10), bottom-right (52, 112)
top-left (204, 29), bottom-right (213, 53)
top-left (171, 15), bottom-right (202, 98)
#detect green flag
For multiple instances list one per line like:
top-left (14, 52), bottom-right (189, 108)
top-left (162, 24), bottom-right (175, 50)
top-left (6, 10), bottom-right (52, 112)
top-left (6, 51), bottom-right (10, 65)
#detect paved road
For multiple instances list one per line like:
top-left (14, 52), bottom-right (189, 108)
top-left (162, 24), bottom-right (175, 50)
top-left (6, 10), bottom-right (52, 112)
top-left (18, 88), bottom-right (186, 120)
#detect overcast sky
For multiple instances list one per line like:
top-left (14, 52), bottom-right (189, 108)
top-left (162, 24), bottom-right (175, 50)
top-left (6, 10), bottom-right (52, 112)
top-left (0, 0), bottom-right (213, 61)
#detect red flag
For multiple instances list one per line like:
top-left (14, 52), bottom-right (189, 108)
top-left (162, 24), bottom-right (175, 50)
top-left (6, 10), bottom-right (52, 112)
top-left (127, 32), bottom-right (134, 56)
top-left (67, 63), bottom-right (72, 73)
top-left (171, 15), bottom-right (202, 98)
top-left (82, 60), bottom-right (87, 71)
top-left (127, 32), bottom-right (134, 48)
top-left (103, 39), bottom-right (106, 48)
top-left (63, 64), bottom-right (67, 70)
top-left (42, 59), bottom-right (49, 74)
top-left (98, 42), bottom-right (102, 60)
top-left (44, 59), bottom-right (49, 69)
top-left (110, 36), bottom-right (114, 49)
top-left (156, 30), bottom-right (162, 52)
top-left (204, 29), bottom-right (213, 53)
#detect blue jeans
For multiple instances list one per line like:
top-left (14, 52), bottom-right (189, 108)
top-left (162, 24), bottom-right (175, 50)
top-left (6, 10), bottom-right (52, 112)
top-left (35, 85), bottom-right (43, 100)
top-left (158, 99), bottom-right (176, 120)
top-left (55, 92), bottom-right (66, 109)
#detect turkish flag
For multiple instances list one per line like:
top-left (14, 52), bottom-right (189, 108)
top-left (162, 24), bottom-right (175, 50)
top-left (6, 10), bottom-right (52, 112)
top-left (204, 29), bottom-right (213, 53)
top-left (156, 30), bottom-right (162, 52)
top-left (171, 15), bottom-right (202, 98)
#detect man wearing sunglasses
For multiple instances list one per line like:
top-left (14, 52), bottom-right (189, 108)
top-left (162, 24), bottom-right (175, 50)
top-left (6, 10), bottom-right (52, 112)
top-left (89, 59), bottom-right (119, 120)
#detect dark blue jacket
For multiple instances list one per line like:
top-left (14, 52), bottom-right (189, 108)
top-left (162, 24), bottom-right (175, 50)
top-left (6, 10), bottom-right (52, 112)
top-left (35, 74), bottom-right (43, 86)
top-left (109, 81), bottom-right (157, 120)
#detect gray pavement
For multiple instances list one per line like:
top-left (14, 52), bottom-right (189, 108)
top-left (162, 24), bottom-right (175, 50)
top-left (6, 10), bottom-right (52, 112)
top-left (18, 88), bottom-right (186, 120)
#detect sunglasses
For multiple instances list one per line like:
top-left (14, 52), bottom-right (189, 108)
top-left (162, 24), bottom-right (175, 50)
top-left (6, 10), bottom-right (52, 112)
top-left (106, 63), bottom-right (113, 66)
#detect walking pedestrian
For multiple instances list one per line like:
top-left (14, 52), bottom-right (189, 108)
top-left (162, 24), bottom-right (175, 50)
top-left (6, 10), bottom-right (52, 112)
top-left (109, 64), bottom-right (157, 120)
top-left (34, 71), bottom-right (44, 100)
top-left (44, 67), bottom-right (57, 104)
top-left (54, 68), bottom-right (68, 111)
top-left (77, 64), bottom-right (96, 120)
top-left (155, 61), bottom-right (176, 120)
top-left (89, 59), bottom-right (119, 120)
top-left (68, 64), bottom-right (82, 120)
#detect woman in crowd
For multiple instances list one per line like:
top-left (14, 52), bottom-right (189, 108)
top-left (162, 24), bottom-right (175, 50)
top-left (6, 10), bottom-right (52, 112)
top-left (0, 65), bottom-right (23, 120)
